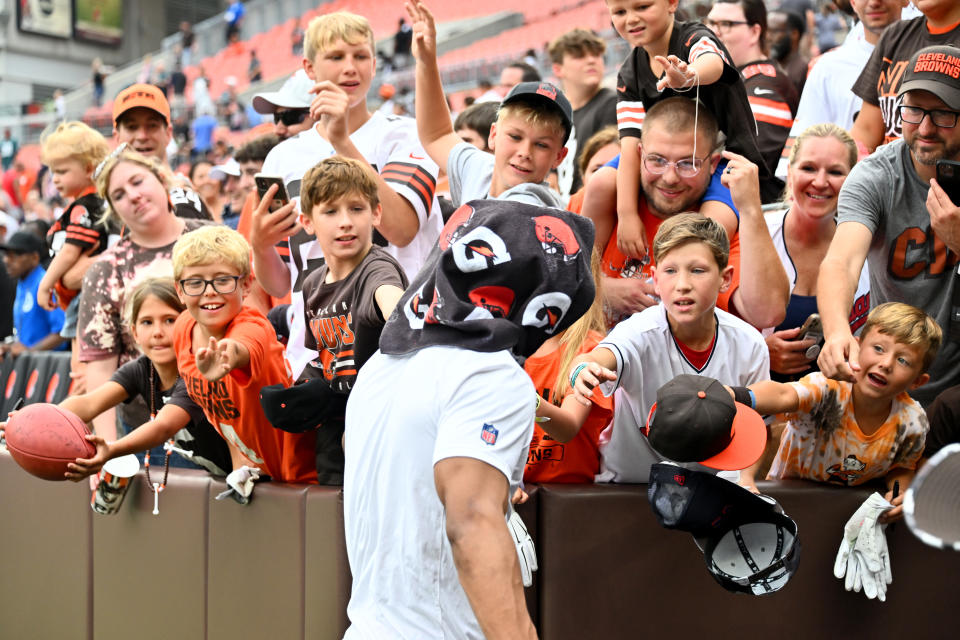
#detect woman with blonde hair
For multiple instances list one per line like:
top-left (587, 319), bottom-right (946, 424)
top-left (77, 147), bottom-right (208, 440)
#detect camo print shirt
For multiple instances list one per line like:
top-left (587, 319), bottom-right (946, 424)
top-left (77, 218), bottom-right (208, 364)
top-left (769, 372), bottom-right (928, 486)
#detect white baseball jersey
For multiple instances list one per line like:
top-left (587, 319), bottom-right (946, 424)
top-left (596, 305), bottom-right (770, 483)
top-left (260, 112), bottom-right (442, 378)
top-left (764, 207), bottom-right (872, 335)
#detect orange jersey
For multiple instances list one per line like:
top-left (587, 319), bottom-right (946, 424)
top-left (174, 307), bottom-right (316, 484)
top-left (523, 331), bottom-right (613, 483)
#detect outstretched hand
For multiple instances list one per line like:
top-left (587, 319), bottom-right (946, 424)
top-left (405, 0), bottom-right (438, 63)
top-left (570, 362), bottom-right (617, 407)
top-left (65, 434), bottom-right (111, 481)
top-left (197, 337), bottom-right (242, 381)
top-left (655, 55), bottom-right (697, 92)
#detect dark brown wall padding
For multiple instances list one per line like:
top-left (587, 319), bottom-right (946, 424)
top-left (2, 451), bottom-right (959, 640)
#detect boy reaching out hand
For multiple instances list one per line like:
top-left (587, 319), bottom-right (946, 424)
top-left (734, 303), bottom-right (941, 522)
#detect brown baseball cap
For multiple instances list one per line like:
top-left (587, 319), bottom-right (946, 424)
top-left (112, 83), bottom-right (172, 126)
top-left (898, 45), bottom-right (960, 111)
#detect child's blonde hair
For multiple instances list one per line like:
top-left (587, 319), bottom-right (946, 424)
top-left (300, 156), bottom-right (379, 217)
top-left (124, 277), bottom-right (185, 329)
top-left (41, 121), bottom-right (111, 170)
top-left (860, 303), bottom-right (942, 372)
top-left (551, 248), bottom-right (606, 402)
top-left (496, 102), bottom-right (566, 146)
top-left (172, 225), bottom-right (251, 281)
top-left (652, 213), bottom-right (729, 270)
top-left (95, 147), bottom-right (172, 227)
top-left (304, 11), bottom-right (375, 62)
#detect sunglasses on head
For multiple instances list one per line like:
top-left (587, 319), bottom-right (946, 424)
top-left (274, 109), bottom-right (309, 126)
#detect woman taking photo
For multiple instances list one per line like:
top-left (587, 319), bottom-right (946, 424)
top-left (78, 146), bottom-right (208, 440)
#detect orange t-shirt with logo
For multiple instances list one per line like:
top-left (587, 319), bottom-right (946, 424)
top-left (174, 307), bottom-right (317, 484)
top-left (523, 331), bottom-right (614, 484)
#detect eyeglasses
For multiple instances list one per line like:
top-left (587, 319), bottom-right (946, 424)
top-left (179, 275), bottom-right (242, 296)
top-left (642, 153), bottom-right (708, 178)
top-left (705, 19), bottom-right (750, 32)
top-left (898, 104), bottom-right (960, 129)
top-left (274, 109), bottom-right (309, 126)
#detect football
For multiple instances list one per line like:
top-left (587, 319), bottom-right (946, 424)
top-left (4, 403), bottom-right (96, 481)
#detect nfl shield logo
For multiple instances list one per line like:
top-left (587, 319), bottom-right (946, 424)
top-left (481, 423), bottom-right (499, 445)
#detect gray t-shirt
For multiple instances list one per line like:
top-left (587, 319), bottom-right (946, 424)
top-left (837, 140), bottom-right (960, 406)
top-left (446, 142), bottom-right (563, 209)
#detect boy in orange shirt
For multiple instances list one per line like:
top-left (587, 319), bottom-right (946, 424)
top-left (172, 225), bottom-right (316, 500)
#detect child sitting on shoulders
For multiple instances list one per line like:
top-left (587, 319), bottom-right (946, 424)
top-left (569, 213), bottom-right (769, 483)
top-left (172, 225), bottom-right (317, 499)
top-left (261, 156), bottom-right (408, 485)
top-left (38, 122), bottom-right (121, 385)
top-left (737, 303), bottom-right (941, 520)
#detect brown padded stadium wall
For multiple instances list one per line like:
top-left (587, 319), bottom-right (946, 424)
top-left (1, 451), bottom-right (958, 639)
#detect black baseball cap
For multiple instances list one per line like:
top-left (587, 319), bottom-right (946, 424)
top-left (649, 463), bottom-right (801, 595)
top-left (898, 45), bottom-right (960, 111)
top-left (0, 231), bottom-right (43, 255)
top-left (644, 374), bottom-right (767, 471)
top-left (260, 378), bottom-right (346, 433)
top-left (501, 81), bottom-right (574, 144)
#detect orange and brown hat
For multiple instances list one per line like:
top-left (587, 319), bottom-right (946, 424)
top-left (112, 83), bottom-right (172, 127)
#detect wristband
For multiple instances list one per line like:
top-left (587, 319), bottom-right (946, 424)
top-left (731, 386), bottom-right (755, 409)
top-left (570, 363), bottom-right (589, 389)
top-left (535, 394), bottom-right (542, 411)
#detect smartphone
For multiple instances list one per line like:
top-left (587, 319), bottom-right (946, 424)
top-left (798, 313), bottom-right (823, 360)
top-left (255, 174), bottom-right (290, 213)
top-left (936, 160), bottom-right (960, 206)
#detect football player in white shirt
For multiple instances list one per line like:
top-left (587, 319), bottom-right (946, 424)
top-left (250, 11), bottom-right (442, 379)
top-left (570, 212), bottom-right (770, 483)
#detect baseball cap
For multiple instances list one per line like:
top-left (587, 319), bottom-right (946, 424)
top-left (644, 374), bottom-right (767, 471)
top-left (501, 81), bottom-right (574, 144)
top-left (252, 70), bottom-right (314, 114)
top-left (210, 157), bottom-right (241, 181)
top-left (259, 378), bottom-right (347, 433)
top-left (897, 45), bottom-right (960, 111)
top-left (648, 463), bottom-right (801, 595)
top-left (0, 231), bottom-right (43, 255)
top-left (113, 83), bottom-right (172, 126)
top-left (905, 443), bottom-right (960, 551)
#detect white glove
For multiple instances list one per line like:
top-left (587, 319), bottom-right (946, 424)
top-left (835, 493), bottom-right (893, 599)
top-left (215, 465), bottom-right (261, 504)
top-left (507, 511), bottom-right (538, 588)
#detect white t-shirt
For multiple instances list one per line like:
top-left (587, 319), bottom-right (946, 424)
top-left (763, 207), bottom-right (871, 335)
top-left (343, 346), bottom-right (534, 639)
top-left (596, 305), bottom-right (770, 483)
top-left (447, 142), bottom-right (564, 209)
top-left (260, 112), bottom-right (442, 378)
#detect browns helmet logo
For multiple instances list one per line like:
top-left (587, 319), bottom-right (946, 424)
top-left (404, 283), bottom-right (430, 330)
top-left (467, 286), bottom-right (515, 319)
top-left (536, 83), bottom-right (558, 101)
top-left (452, 226), bottom-right (512, 272)
top-left (439, 204), bottom-right (476, 250)
top-left (521, 291), bottom-right (572, 334)
top-left (534, 216), bottom-right (581, 262)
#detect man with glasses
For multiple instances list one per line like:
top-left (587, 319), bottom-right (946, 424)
top-left (819, 46), bottom-right (960, 407)
top-left (600, 97), bottom-right (787, 329)
top-left (706, 0), bottom-right (797, 188)
top-left (251, 70), bottom-right (316, 141)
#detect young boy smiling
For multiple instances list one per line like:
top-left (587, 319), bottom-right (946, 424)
top-left (737, 303), bottom-right (940, 520)
top-left (278, 156), bottom-right (408, 484)
top-left (172, 226), bottom-right (317, 488)
top-left (570, 213), bottom-right (769, 482)
top-left (408, 0), bottom-right (572, 208)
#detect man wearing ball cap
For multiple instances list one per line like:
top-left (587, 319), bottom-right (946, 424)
top-left (251, 70), bottom-right (316, 141)
top-left (819, 44), bottom-right (960, 407)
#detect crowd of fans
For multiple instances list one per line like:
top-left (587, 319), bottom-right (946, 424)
top-left (1, 0), bottom-right (959, 636)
